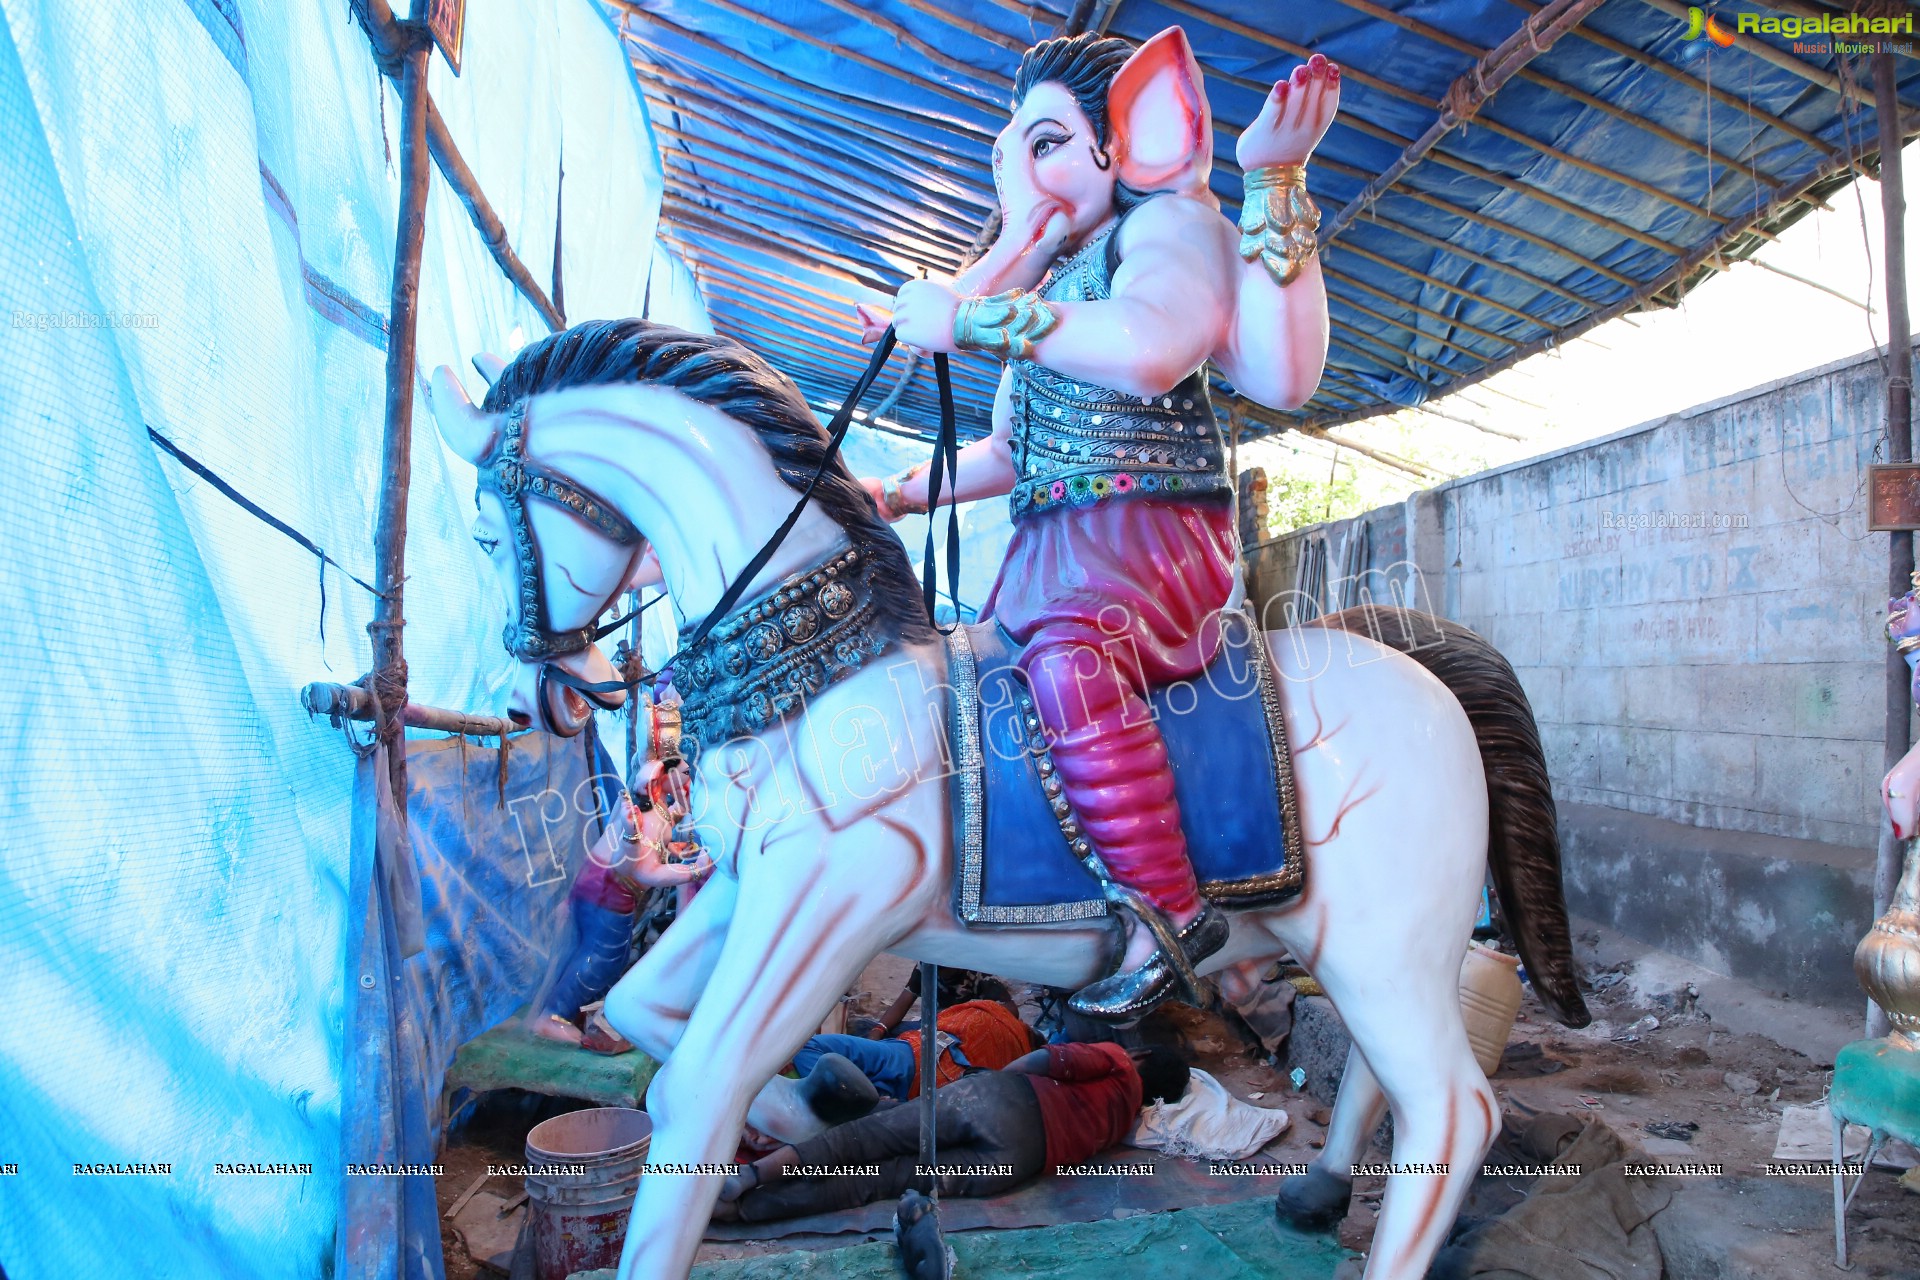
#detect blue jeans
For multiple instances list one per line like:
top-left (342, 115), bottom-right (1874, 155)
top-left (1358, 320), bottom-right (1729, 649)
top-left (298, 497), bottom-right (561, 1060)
top-left (793, 1034), bottom-right (918, 1100)
top-left (540, 899), bottom-right (634, 1021)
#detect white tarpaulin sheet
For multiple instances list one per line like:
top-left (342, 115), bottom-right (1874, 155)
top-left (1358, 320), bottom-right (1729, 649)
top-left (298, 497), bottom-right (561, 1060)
top-left (0, 2), bottom-right (695, 1276)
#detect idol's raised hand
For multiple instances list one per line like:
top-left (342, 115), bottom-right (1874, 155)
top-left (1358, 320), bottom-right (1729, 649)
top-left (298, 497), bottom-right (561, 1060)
top-left (1238, 54), bottom-right (1340, 171)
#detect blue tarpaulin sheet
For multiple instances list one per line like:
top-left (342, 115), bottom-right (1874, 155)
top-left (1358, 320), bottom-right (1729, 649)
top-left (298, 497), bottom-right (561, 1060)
top-left (344, 730), bottom-right (620, 1280)
top-left (619, 0), bottom-right (1920, 434)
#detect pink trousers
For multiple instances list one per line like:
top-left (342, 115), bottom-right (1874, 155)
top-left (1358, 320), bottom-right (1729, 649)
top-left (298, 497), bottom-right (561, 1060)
top-left (982, 499), bottom-right (1237, 919)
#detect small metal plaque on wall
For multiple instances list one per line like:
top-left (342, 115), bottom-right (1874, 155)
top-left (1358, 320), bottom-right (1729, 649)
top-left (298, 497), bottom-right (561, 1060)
top-left (419, 0), bottom-right (465, 74)
top-left (1868, 464), bottom-right (1920, 531)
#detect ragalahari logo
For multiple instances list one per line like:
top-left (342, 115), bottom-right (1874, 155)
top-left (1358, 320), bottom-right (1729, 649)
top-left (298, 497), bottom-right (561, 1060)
top-left (1682, 5), bottom-right (1737, 45)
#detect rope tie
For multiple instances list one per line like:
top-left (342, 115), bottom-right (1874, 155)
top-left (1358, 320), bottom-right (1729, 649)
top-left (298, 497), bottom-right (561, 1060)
top-left (1442, 67), bottom-right (1490, 125)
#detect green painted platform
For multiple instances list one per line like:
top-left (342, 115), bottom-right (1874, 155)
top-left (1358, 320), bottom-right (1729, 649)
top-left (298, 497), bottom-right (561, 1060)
top-left (576, 1199), bottom-right (1353, 1280)
top-left (446, 1019), bottom-right (659, 1108)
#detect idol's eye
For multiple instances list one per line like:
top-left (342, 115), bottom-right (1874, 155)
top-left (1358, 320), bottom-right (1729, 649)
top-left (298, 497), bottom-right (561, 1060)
top-left (475, 533), bottom-right (500, 558)
top-left (1031, 131), bottom-right (1070, 159)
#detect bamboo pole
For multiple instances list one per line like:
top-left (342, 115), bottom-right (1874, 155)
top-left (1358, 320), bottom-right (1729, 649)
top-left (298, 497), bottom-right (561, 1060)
top-left (1502, 0), bottom-right (1842, 155)
top-left (1320, 0), bottom-right (1611, 245)
top-left (302, 682), bottom-right (521, 740)
top-left (354, 0), bottom-right (563, 331)
top-left (619, 0), bottom-right (1001, 120)
top-left (1332, 242), bottom-right (1558, 329)
top-left (1197, 51), bottom-right (1738, 230)
top-left (1326, 267), bottom-right (1519, 348)
top-left (640, 72), bottom-right (994, 217)
top-left (1329, 0), bottom-right (1846, 139)
top-left (1327, 278), bottom-right (1513, 357)
top-left (659, 155), bottom-right (969, 265)
top-left (1346, 213), bottom-right (1599, 307)
top-left (652, 121), bottom-right (976, 248)
top-left (1631, 0), bottom-right (1850, 95)
top-left (617, 19), bottom-right (989, 159)
top-left (1310, 153), bottom-right (1643, 288)
top-left (700, 280), bottom-right (1003, 399)
top-left (1873, 48), bottom-right (1914, 1039)
top-left (425, 104), bottom-right (564, 331)
top-left (661, 203), bottom-right (897, 292)
top-left (369, 27), bottom-right (433, 881)
top-left (1308, 112), bottom-right (1920, 427)
top-left (1328, 329), bottom-right (1447, 383)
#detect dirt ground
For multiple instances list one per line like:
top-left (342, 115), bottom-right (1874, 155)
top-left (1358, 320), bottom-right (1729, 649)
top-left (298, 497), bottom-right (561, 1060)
top-left (436, 942), bottom-right (1919, 1277)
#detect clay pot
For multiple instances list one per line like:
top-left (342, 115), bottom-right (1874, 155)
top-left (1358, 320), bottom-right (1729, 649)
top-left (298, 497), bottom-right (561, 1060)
top-left (1856, 839), bottom-right (1920, 1044)
top-left (1459, 943), bottom-right (1524, 1076)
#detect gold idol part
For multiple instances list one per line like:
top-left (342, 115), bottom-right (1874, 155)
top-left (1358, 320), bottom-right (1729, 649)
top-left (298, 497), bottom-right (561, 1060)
top-left (881, 462), bottom-right (930, 519)
top-left (953, 290), bottom-right (1061, 362)
top-left (1238, 164), bottom-right (1321, 288)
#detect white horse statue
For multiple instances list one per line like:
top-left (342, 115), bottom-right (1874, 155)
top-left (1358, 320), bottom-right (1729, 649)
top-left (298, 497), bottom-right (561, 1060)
top-left (425, 320), bottom-right (1587, 1279)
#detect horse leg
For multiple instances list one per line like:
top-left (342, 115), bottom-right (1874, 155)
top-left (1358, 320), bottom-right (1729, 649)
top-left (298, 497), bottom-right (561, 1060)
top-left (615, 823), bottom-right (936, 1280)
top-left (1276, 1046), bottom-right (1387, 1231)
top-left (599, 873), bottom-right (878, 1159)
top-left (600, 868), bottom-right (739, 1063)
top-left (1314, 956), bottom-right (1495, 1279)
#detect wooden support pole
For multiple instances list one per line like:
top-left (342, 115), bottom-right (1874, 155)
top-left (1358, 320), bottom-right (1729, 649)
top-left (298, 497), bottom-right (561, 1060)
top-left (1321, 0), bottom-right (1611, 246)
top-left (302, 682), bottom-right (521, 740)
top-left (618, 19), bottom-right (988, 159)
top-left (370, 29), bottom-right (433, 858)
top-left (1307, 110), bottom-right (1920, 428)
top-left (1874, 49), bottom-right (1913, 1039)
top-left (425, 104), bottom-right (565, 331)
top-left (1631, 0), bottom-right (1850, 95)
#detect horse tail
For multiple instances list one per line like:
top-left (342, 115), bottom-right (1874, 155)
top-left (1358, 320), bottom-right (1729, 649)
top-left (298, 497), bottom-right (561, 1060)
top-left (1311, 605), bottom-right (1591, 1028)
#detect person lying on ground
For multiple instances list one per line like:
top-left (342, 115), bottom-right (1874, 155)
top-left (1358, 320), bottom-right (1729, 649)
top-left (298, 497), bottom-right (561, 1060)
top-left (795, 979), bottom-right (1039, 1100)
top-left (713, 1042), bottom-right (1191, 1223)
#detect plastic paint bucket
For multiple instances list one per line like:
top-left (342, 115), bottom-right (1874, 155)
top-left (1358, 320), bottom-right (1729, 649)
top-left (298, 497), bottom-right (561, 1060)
top-left (524, 1106), bottom-right (653, 1280)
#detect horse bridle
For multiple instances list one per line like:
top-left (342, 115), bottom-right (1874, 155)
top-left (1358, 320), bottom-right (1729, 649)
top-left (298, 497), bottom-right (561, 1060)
top-left (480, 400), bottom-right (644, 662)
top-left (489, 328), bottom-right (959, 735)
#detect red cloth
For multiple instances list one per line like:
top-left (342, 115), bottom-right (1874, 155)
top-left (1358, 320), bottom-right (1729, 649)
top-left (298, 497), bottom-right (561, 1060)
top-left (983, 499), bottom-right (1237, 917)
top-left (1026, 1042), bottom-right (1143, 1171)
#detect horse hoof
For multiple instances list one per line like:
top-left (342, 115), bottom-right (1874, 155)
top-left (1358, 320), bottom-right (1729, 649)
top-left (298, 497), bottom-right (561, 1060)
top-left (798, 1052), bottom-right (880, 1126)
top-left (894, 1190), bottom-right (954, 1280)
top-left (1275, 1164), bottom-right (1352, 1232)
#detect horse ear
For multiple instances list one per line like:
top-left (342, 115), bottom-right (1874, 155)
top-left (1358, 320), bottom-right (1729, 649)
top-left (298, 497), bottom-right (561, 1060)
top-left (1108, 27), bottom-right (1213, 199)
top-left (428, 364), bottom-right (500, 464)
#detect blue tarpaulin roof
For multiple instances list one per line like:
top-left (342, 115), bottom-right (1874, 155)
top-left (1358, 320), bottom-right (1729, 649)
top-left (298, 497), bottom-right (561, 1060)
top-left (604, 0), bottom-right (1920, 443)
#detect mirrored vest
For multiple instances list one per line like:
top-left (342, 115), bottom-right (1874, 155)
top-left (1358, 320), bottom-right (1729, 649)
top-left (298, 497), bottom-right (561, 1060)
top-left (1008, 215), bottom-right (1229, 523)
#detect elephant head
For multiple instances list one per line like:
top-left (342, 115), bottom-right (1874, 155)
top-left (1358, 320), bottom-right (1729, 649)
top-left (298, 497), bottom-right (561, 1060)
top-left (958, 28), bottom-right (1214, 296)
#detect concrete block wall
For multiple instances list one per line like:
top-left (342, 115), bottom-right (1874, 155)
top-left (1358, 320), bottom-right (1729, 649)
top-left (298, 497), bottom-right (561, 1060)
top-left (1244, 346), bottom-right (1901, 998)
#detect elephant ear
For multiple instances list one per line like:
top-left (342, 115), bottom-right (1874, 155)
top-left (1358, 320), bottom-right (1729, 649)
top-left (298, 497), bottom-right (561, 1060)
top-left (1108, 27), bottom-right (1213, 200)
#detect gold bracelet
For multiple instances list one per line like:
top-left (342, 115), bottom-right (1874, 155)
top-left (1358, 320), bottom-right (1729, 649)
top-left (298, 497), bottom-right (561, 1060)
top-left (953, 290), bottom-right (1060, 362)
top-left (1238, 164), bottom-right (1321, 288)
top-left (881, 463), bottom-right (930, 518)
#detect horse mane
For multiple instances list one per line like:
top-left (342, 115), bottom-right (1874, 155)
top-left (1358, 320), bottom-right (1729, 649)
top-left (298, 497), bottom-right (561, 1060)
top-left (483, 319), bottom-right (935, 646)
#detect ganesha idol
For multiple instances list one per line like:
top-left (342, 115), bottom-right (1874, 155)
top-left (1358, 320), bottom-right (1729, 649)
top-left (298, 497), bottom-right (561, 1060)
top-left (856, 29), bottom-right (1339, 1020)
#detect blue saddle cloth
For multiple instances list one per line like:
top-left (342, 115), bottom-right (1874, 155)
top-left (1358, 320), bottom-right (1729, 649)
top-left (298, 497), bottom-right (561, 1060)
top-left (946, 608), bottom-right (1305, 926)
